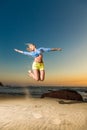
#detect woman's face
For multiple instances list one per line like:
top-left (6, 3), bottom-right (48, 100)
top-left (27, 44), bottom-right (36, 51)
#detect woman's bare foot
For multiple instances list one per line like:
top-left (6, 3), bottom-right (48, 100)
top-left (28, 70), bottom-right (33, 78)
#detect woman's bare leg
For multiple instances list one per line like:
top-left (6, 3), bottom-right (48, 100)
top-left (40, 70), bottom-right (45, 81)
top-left (28, 70), bottom-right (40, 81)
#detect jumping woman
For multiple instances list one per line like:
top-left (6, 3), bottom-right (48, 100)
top-left (14, 43), bottom-right (62, 81)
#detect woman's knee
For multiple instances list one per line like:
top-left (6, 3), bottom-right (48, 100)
top-left (40, 77), bottom-right (44, 81)
top-left (35, 77), bottom-right (40, 81)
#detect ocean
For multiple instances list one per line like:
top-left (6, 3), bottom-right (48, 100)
top-left (0, 86), bottom-right (87, 101)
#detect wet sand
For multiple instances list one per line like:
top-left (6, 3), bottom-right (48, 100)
top-left (0, 97), bottom-right (87, 130)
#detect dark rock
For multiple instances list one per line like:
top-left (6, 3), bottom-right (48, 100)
top-left (0, 82), bottom-right (4, 86)
top-left (41, 89), bottom-right (83, 101)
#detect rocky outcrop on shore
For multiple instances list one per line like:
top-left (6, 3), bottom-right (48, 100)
top-left (0, 82), bottom-right (4, 86)
top-left (41, 89), bottom-right (83, 101)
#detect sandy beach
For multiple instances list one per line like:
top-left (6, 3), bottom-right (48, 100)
top-left (0, 97), bottom-right (87, 130)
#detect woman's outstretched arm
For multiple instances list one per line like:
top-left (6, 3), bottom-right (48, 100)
top-left (51, 48), bottom-right (62, 51)
top-left (39, 47), bottom-right (62, 52)
top-left (14, 49), bottom-right (33, 56)
top-left (14, 49), bottom-right (23, 54)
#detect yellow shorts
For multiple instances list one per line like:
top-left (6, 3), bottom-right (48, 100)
top-left (32, 62), bottom-right (44, 70)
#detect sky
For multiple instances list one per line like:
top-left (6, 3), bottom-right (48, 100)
top-left (0, 0), bottom-right (87, 86)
